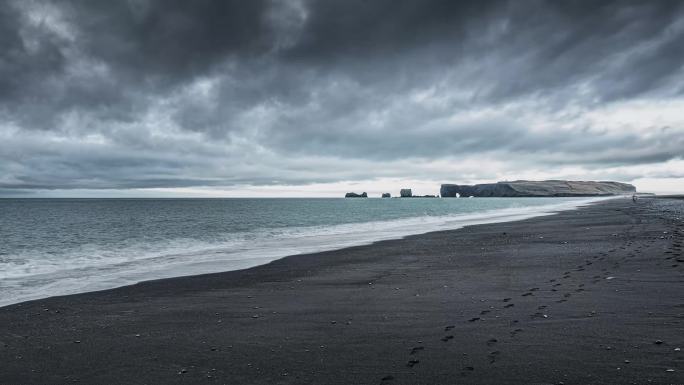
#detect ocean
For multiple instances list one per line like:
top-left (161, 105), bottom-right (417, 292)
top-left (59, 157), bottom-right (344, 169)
top-left (0, 197), bottom-right (604, 306)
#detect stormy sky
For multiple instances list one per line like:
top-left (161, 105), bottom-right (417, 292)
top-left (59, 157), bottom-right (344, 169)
top-left (1, 0), bottom-right (683, 197)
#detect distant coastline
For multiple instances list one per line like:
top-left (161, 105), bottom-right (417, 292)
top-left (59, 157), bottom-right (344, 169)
top-left (346, 180), bottom-right (636, 198)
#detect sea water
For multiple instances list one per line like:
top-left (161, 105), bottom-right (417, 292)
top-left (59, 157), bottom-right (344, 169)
top-left (0, 197), bottom-right (606, 306)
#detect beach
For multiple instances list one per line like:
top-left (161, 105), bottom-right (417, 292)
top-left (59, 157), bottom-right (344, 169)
top-left (1, 196), bottom-right (682, 384)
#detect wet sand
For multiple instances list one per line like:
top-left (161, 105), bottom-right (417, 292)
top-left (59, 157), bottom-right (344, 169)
top-left (1, 197), bottom-right (683, 384)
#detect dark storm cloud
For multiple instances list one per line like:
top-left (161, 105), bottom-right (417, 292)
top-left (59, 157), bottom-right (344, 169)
top-left (284, 0), bottom-right (684, 102)
top-left (1, 0), bottom-right (683, 192)
top-left (72, 0), bottom-right (270, 79)
top-left (0, 0), bottom-right (274, 129)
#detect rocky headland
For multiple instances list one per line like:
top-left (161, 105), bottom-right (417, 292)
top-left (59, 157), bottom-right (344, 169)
top-left (440, 180), bottom-right (636, 197)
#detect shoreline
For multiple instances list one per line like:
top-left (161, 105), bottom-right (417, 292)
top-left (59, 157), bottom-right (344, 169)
top-left (1, 197), bottom-right (682, 384)
top-left (1, 196), bottom-right (608, 308)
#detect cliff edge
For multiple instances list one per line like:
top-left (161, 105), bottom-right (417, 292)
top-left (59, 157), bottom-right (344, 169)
top-left (440, 180), bottom-right (636, 197)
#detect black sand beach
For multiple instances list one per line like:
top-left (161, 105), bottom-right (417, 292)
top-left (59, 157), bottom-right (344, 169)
top-left (1, 197), bottom-right (683, 385)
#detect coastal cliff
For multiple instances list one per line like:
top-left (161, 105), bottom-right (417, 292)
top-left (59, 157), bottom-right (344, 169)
top-left (440, 180), bottom-right (636, 197)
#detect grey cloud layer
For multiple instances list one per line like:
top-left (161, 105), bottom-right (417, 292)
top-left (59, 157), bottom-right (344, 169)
top-left (1, 0), bottom-right (683, 191)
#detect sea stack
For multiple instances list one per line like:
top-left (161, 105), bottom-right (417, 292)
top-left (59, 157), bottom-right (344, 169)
top-left (400, 189), bottom-right (412, 197)
top-left (381, 193), bottom-right (391, 198)
top-left (345, 192), bottom-right (368, 198)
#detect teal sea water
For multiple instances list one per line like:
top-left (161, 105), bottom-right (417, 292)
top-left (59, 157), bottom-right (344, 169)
top-left (0, 197), bottom-right (603, 306)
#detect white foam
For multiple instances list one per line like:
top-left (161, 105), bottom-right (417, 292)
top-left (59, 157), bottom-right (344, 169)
top-left (0, 197), bottom-right (609, 307)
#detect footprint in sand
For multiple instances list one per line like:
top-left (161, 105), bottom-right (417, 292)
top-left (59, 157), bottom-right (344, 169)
top-left (468, 317), bottom-right (481, 322)
top-left (522, 292), bottom-right (533, 297)
top-left (410, 347), bottom-right (424, 355)
top-left (407, 359), bottom-right (419, 367)
top-left (504, 303), bottom-right (515, 308)
top-left (487, 338), bottom-right (498, 346)
top-left (381, 375), bottom-right (394, 382)
top-left (441, 335), bottom-right (454, 342)
top-left (489, 351), bottom-right (501, 363)
top-left (480, 310), bottom-right (491, 315)
top-left (459, 366), bottom-right (475, 377)
top-left (503, 298), bottom-right (512, 302)
top-left (445, 325), bottom-right (454, 331)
